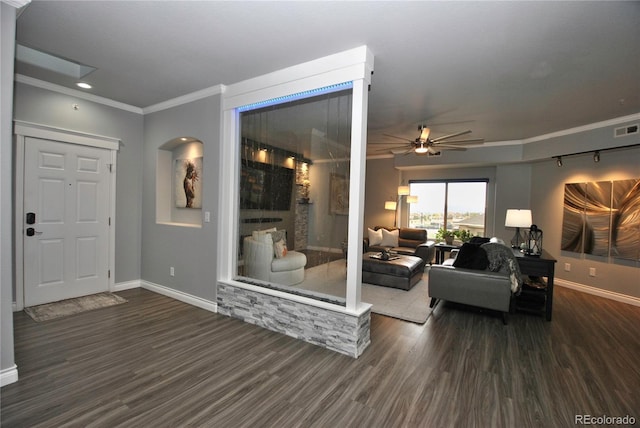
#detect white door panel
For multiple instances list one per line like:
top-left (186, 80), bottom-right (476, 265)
top-left (24, 137), bottom-right (111, 307)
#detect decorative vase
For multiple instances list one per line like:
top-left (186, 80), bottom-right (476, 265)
top-left (445, 236), bottom-right (454, 245)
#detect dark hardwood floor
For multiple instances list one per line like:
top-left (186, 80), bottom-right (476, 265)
top-left (2, 286), bottom-right (639, 427)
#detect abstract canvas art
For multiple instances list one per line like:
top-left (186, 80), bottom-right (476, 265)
top-left (329, 173), bottom-right (349, 215)
top-left (561, 178), bottom-right (639, 261)
top-left (174, 157), bottom-right (202, 208)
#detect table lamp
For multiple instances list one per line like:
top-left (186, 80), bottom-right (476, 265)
top-left (505, 209), bottom-right (532, 248)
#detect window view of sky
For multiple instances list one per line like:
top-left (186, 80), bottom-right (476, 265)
top-left (409, 181), bottom-right (487, 236)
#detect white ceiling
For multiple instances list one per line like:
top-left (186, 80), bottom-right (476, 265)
top-left (14, 1), bottom-right (640, 151)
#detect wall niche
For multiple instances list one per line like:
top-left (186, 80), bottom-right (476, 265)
top-left (156, 137), bottom-right (204, 227)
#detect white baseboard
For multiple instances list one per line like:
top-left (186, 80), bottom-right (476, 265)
top-left (0, 365), bottom-right (18, 387)
top-left (112, 280), bottom-right (142, 292)
top-left (140, 280), bottom-right (218, 313)
top-left (556, 279), bottom-right (640, 307)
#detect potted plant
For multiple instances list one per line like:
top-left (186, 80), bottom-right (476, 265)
top-left (436, 228), bottom-right (455, 245)
top-left (455, 229), bottom-right (473, 243)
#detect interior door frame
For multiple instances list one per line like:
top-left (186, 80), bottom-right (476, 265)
top-left (13, 121), bottom-right (120, 311)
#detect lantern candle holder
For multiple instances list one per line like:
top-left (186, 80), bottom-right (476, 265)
top-left (525, 224), bottom-right (543, 256)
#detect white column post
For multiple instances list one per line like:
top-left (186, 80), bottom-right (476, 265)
top-left (345, 78), bottom-right (369, 311)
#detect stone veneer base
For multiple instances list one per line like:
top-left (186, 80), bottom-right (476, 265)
top-left (217, 282), bottom-right (371, 358)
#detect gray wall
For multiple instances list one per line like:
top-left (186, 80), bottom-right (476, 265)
top-left (363, 126), bottom-right (639, 299)
top-left (307, 161), bottom-right (350, 250)
top-left (531, 145), bottom-right (640, 298)
top-left (142, 95), bottom-right (220, 300)
top-left (1, 2), bottom-right (16, 378)
top-left (13, 83), bottom-right (144, 284)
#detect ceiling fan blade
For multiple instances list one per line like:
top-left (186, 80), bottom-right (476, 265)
top-left (434, 144), bottom-right (467, 151)
top-left (434, 138), bottom-right (484, 145)
top-left (431, 130), bottom-right (472, 142)
top-left (383, 133), bottom-right (414, 143)
top-left (373, 145), bottom-right (410, 152)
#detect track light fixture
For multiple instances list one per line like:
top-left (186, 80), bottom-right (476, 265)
top-left (551, 143), bottom-right (640, 167)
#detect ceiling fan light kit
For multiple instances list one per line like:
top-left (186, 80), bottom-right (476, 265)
top-left (415, 143), bottom-right (429, 154)
top-left (381, 125), bottom-right (484, 155)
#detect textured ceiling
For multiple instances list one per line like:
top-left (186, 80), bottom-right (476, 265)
top-left (14, 1), bottom-right (640, 149)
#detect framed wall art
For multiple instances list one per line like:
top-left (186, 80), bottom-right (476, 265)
top-left (174, 157), bottom-right (202, 209)
top-left (561, 178), bottom-right (639, 261)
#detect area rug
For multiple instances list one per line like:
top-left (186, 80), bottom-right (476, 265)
top-left (24, 292), bottom-right (128, 322)
top-left (297, 260), bottom-right (432, 323)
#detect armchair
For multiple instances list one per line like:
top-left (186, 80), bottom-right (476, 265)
top-left (243, 231), bottom-right (307, 286)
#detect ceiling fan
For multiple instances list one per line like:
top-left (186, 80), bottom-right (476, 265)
top-left (372, 125), bottom-right (484, 155)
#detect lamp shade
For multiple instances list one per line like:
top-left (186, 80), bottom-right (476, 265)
top-left (384, 201), bottom-right (397, 210)
top-left (505, 209), bottom-right (532, 228)
top-left (397, 186), bottom-right (410, 196)
top-left (406, 195), bottom-right (418, 204)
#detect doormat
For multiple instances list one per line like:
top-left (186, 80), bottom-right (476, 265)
top-left (24, 292), bottom-right (128, 322)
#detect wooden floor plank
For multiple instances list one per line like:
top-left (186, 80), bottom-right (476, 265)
top-left (2, 286), bottom-right (640, 427)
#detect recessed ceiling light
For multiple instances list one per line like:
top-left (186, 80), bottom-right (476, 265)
top-left (76, 82), bottom-right (92, 89)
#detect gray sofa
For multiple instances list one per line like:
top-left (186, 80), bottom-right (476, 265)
top-left (364, 226), bottom-right (436, 264)
top-left (428, 241), bottom-right (522, 324)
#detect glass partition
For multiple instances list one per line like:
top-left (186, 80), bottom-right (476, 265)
top-left (236, 90), bottom-right (352, 304)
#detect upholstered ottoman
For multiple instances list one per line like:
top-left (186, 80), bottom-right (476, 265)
top-left (362, 252), bottom-right (425, 290)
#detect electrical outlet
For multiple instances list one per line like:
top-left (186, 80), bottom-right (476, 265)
top-left (589, 267), bottom-right (596, 277)
top-left (564, 263), bottom-right (571, 272)
top-left (170, 266), bottom-right (175, 277)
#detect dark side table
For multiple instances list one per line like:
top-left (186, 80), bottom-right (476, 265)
top-left (434, 243), bottom-right (460, 264)
top-left (512, 249), bottom-right (557, 321)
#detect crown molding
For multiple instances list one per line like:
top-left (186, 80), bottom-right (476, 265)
top-left (15, 74), bottom-right (143, 114)
top-left (2, 0), bottom-right (30, 8)
top-left (15, 74), bottom-right (226, 116)
top-left (142, 84), bottom-right (225, 115)
top-left (523, 112), bottom-right (640, 144)
top-left (15, 73), bottom-right (639, 140)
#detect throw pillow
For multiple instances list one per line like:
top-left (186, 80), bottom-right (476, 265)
top-left (252, 227), bottom-right (277, 243)
top-left (274, 239), bottom-right (288, 259)
top-left (452, 243), bottom-right (488, 270)
top-left (269, 229), bottom-right (286, 245)
top-left (368, 228), bottom-right (383, 246)
top-left (380, 228), bottom-right (399, 247)
top-left (468, 236), bottom-right (490, 245)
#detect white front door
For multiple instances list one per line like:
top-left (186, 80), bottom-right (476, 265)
top-left (23, 137), bottom-right (111, 307)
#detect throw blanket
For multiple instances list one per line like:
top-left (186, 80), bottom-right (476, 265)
top-left (481, 242), bottom-right (523, 294)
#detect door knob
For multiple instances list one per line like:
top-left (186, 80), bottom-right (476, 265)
top-left (26, 228), bottom-right (42, 237)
